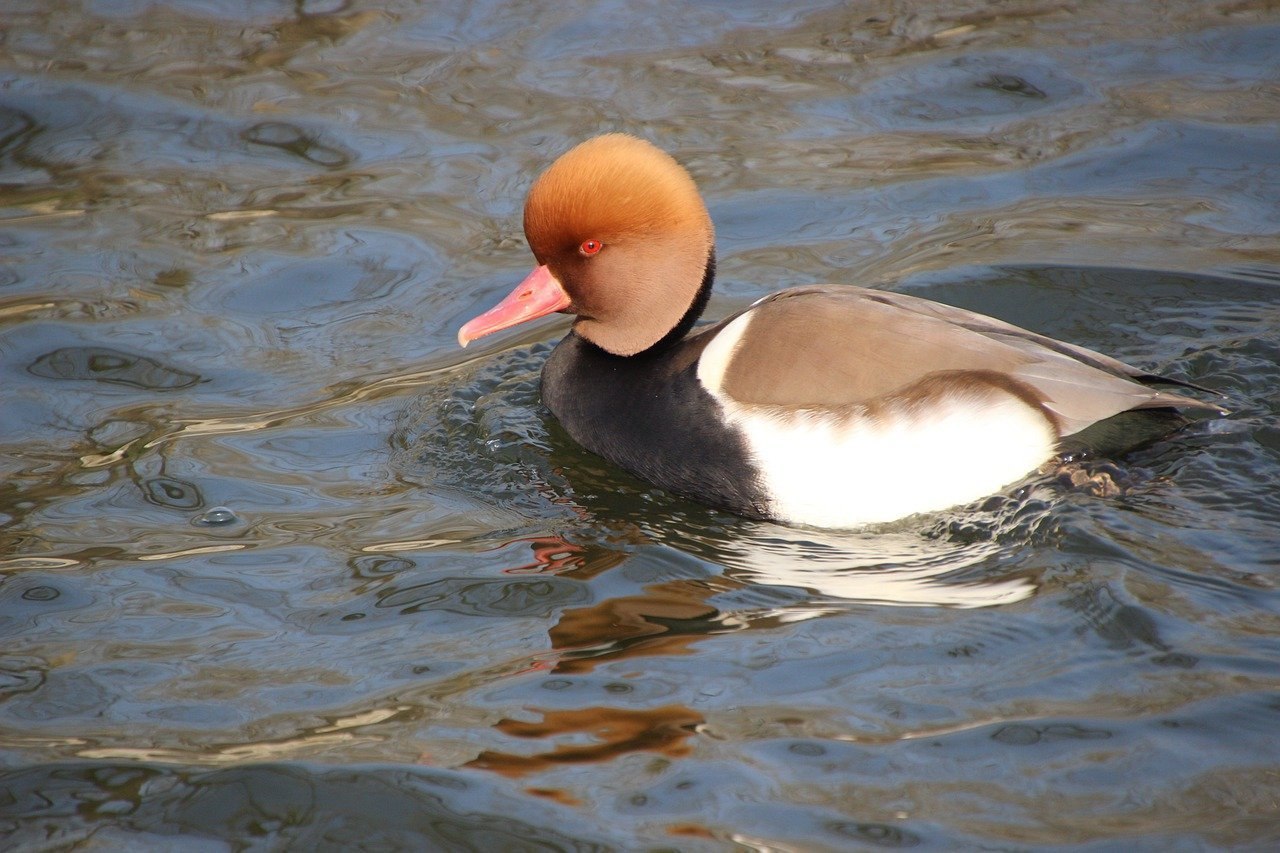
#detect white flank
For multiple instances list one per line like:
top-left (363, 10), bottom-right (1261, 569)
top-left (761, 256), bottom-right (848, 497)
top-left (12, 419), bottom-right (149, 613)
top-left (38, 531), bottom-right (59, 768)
top-left (718, 393), bottom-right (1056, 528)
top-left (696, 311), bottom-right (754, 393)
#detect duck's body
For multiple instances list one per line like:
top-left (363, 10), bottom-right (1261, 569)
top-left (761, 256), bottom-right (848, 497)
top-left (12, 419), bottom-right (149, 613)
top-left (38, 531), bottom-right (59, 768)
top-left (459, 134), bottom-right (1218, 528)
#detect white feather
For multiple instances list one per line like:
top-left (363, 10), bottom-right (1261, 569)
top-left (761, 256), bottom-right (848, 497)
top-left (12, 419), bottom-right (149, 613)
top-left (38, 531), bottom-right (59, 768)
top-left (718, 393), bottom-right (1056, 528)
top-left (696, 310), bottom-right (753, 391)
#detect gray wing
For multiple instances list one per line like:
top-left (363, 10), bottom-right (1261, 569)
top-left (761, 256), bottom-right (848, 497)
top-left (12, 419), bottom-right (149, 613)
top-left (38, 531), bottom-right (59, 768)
top-left (712, 285), bottom-right (1222, 437)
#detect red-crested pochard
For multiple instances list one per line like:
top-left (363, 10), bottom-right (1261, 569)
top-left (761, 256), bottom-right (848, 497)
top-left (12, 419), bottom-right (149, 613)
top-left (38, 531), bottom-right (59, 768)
top-left (458, 134), bottom-right (1219, 528)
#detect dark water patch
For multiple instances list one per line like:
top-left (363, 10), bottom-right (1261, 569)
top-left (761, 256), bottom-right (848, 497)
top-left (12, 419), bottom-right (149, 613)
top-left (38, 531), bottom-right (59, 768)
top-left (485, 672), bottom-right (678, 708)
top-left (1064, 583), bottom-right (1179, 655)
top-left (376, 575), bottom-right (591, 619)
top-left (826, 820), bottom-right (922, 847)
top-left (28, 346), bottom-right (202, 390)
top-left (241, 120), bottom-right (351, 169)
top-left (143, 476), bottom-right (204, 509)
top-left (991, 721), bottom-right (1113, 746)
top-left (289, 544), bottom-right (607, 637)
top-left (0, 656), bottom-right (46, 701)
top-left (0, 574), bottom-right (97, 637)
top-left (859, 52), bottom-right (1087, 129)
top-left (0, 103), bottom-right (40, 164)
top-left (0, 761), bottom-right (620, 851)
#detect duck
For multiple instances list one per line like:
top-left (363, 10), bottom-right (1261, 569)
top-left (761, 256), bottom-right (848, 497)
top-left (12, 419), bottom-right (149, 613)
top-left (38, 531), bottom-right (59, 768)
top-left (457, 134), bottom-right (1219, 528)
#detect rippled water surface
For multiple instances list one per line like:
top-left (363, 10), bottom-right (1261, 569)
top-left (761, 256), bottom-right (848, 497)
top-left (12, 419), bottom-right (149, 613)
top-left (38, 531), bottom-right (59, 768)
top-left (3, 1), bottom-right (1280, 849)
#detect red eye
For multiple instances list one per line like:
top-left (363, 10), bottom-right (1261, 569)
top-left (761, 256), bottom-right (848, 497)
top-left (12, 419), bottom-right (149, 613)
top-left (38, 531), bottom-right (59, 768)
top-left (579, 239), bottom-right (602, 256)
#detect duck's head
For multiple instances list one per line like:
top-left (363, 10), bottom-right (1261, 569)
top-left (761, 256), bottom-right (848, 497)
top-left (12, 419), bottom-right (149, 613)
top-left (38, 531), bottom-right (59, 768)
top-left (458, 134), bottom-right (715, 356)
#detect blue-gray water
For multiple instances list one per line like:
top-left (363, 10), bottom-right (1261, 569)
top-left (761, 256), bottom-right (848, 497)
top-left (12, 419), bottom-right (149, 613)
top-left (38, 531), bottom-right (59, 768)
top-left (3, 2), bottom-right (1279, 849)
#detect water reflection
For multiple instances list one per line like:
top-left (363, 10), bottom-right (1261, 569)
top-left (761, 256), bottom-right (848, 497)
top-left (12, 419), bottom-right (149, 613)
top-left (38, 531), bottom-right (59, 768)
top-left (549, 583), bottom-right (737, 675)
top-left (858, 52), bottom-right (1083, 130)
top-left (991, 721), bottom-right (1111, 746)
top-left (0, 104), bottom-right (39, 167)
top-left (28, 346), bottom-right (202, 390)
top-left (377, 575), bottom-right (590, 618)
top-left (241, 121), bottom-right (351, 169)
top-left (687, 522), bottom-right (1036, 609)
top-left (0, 761), bottom-right (617, 851)
top-left (467, 705), bottom-right (703, 777)
top-left (142, 476), bottom-right (203, 510)
top-left (1065, 583), bottom-right (1198, 668)
top-left (825, 821), bottom-right (923, 848)
top-left (490, 534), bottom-right (627, 580)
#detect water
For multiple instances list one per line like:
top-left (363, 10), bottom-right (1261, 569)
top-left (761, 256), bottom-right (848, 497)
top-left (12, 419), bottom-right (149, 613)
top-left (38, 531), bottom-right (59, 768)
top-left (3, 1), bottom-right (1279, 849)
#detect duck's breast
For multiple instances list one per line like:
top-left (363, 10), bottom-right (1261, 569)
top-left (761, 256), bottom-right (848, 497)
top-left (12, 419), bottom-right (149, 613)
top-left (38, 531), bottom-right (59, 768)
top-left (543, 332), bottom-right (771, 518)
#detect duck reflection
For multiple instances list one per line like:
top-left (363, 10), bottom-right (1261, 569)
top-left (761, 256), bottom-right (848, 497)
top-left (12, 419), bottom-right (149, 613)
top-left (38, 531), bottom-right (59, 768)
top-left (495, 534), bottom-right (626, 580)
top-left (462, 513), bottom-right (1036, 777)
top-left (696, 522), bottom-right (1036, 610)
top-left (549, 582), bottom-right (736, 675)
top-left (531, 524), bottom-right (1034, 677)
top-left (465, 704), bottom-right (703, 777)
top-left (485, 506), bottom-right (1039, 680)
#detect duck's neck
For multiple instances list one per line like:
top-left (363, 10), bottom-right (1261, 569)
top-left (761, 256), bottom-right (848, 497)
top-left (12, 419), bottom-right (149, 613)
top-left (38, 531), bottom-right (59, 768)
top-left (646, 248), bottom-right (716, 355)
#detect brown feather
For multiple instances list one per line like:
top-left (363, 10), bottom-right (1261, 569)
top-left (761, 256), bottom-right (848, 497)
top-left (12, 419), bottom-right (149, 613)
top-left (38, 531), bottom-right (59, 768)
top-left (714, 285), bottom-right (1220, 439)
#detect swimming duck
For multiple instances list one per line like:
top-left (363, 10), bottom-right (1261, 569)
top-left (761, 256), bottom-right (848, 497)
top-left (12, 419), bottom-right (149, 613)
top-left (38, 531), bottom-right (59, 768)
top-left (458, 134), bottom-right (1217, 527)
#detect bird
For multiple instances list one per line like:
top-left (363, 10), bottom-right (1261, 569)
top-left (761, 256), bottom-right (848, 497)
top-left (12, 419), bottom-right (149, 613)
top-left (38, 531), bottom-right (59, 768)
top-left (457, 134), bottom-right (1220, 528)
